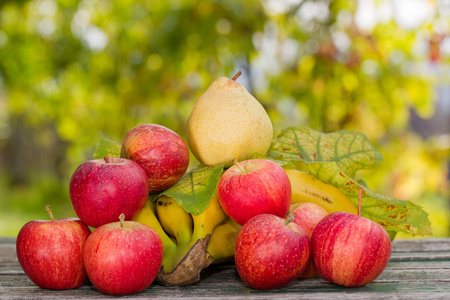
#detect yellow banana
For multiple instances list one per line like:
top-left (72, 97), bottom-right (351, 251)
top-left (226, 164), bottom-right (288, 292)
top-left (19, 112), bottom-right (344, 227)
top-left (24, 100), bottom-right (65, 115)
top-left (207, 218), bottom-right (242, 264)
top-left (190, 192), bottom-right (228, 242)
top-left (156, 195), bottom-right (193, 245)
top-left (132, 191), bottom-right (232, 285)
top-left (133, 200), bottom-right (190, 275)
top-left (285, 168), bottom-right (358, 214)
top-left (132, 199), bottom-right (176, 248)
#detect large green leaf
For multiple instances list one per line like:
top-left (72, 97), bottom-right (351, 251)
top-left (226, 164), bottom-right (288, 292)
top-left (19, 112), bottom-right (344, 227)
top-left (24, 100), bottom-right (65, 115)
top-left (305, 161), bottom-right (432, 236)
top-left (155, 164), bottom-right (226, 215)
top-left (269, 127), bottom-right (383, 177)
top-left (93, 137), bottom-right (121, 159)
top-left (269, 126), bottom-right (432, 237)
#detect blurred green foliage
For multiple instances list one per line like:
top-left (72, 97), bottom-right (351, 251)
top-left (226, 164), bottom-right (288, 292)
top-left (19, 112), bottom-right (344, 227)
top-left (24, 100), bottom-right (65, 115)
top-left (0, 0), bottom-right (448, 237)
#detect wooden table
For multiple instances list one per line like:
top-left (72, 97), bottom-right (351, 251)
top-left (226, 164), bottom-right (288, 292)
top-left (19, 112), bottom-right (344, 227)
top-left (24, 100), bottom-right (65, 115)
top-left (1, 237), bottom-right (450, 299)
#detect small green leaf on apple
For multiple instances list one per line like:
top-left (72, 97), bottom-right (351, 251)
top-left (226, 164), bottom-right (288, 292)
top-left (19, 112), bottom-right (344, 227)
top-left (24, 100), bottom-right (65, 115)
top-left (155, 164), bottom-right (226, 215)
top-left (93, 137), bottom-right (121, 159)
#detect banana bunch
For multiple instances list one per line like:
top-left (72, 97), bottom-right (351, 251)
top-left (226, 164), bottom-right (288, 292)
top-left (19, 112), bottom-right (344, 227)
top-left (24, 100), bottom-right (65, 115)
top-left (285, 168), bottom-right (358, 214)
top-left (132, 192), bottom-right (241, 286)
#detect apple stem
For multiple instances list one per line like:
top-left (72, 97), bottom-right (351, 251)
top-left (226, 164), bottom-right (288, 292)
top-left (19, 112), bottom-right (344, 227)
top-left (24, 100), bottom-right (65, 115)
top-left (284, 213), bottom-right (295, 226)
top-left (45, 205), bottom-right (55, 221)
top-left (231, 70), bottom-right (242, 81)
top-left (232, 158), bottom-right (246, 174)
top-left (358, 187), bottom-right (363, 216)
top-left (119, 213), bottom-right (125, 228)
top-left (104, 156), bottom-right (110, 163)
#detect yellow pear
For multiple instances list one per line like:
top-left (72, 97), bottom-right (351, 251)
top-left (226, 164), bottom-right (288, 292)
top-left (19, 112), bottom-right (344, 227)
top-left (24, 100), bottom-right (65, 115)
top-left (187, 72), bottom-right (273, 166)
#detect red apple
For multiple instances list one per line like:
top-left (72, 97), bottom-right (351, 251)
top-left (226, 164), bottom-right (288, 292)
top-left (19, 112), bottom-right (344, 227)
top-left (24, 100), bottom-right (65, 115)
top-left (84, 214), bottom-right (163, 296)
top-left (289, 202), bottom-right (328, 278)
top-left (234, 213), bottom-right (310, 290)
top-left (311, 188), bottom-right (392, 287)
top-left (16, 206), bottom-right (91, 290)
top-left (121, 124), bottom-right (190, 193)
top-left (69, 156), bottom-right (149, 228)
top-left (217, 159), bottom-right (291, 226)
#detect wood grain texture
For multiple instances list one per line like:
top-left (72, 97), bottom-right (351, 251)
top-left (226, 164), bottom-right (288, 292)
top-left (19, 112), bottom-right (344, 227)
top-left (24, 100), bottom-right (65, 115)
top-left (1, 238), bottom-right (450, 299)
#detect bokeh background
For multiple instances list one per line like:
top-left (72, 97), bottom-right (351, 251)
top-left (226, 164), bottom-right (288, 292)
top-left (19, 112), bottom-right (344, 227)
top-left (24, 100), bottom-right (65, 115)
top-left (0, 0), bottom-right (449, 238)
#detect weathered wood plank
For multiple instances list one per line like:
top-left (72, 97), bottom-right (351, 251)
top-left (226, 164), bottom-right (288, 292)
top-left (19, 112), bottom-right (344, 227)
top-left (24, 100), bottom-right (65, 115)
top-left (1, 266), bottom-right (450, 299)
top-left (390, 238), bottom-right (450, 252)
top-left (390, 252), bottom-right (450, 261)
top-left (0, 239), bottom-right (16, 261)
top-left (388, 260), bottom-right (450, 269)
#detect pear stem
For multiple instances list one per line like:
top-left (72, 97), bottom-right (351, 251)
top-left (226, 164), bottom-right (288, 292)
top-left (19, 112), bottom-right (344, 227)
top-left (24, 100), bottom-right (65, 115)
top-left (231, 70), bottom-right (242, 81)
top-left (358, 187), bottom-right (363, 216)
top-left (45, 205), bottom-right (55, 221)
top-left (119, 213), bottom-right (125, 228)
top-left (285, 213), bottom-right (295, 226)
top-left (232, 158), bottom-right (246, 174)
top-left (104, 156), bottom-right (110, 163)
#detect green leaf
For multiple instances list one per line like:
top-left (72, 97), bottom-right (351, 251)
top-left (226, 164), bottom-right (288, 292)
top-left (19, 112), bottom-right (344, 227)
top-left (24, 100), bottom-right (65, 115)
top-left (93, 137), bottom-right (121, 159)
top-left (268, 126), bottom-right (432, 237)
top-left (305, 161), bottom-right (432, 236)
top-left (269, 127), bottom-right (383, 177)
top-left (156, 164), bottom-right (226, 215)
